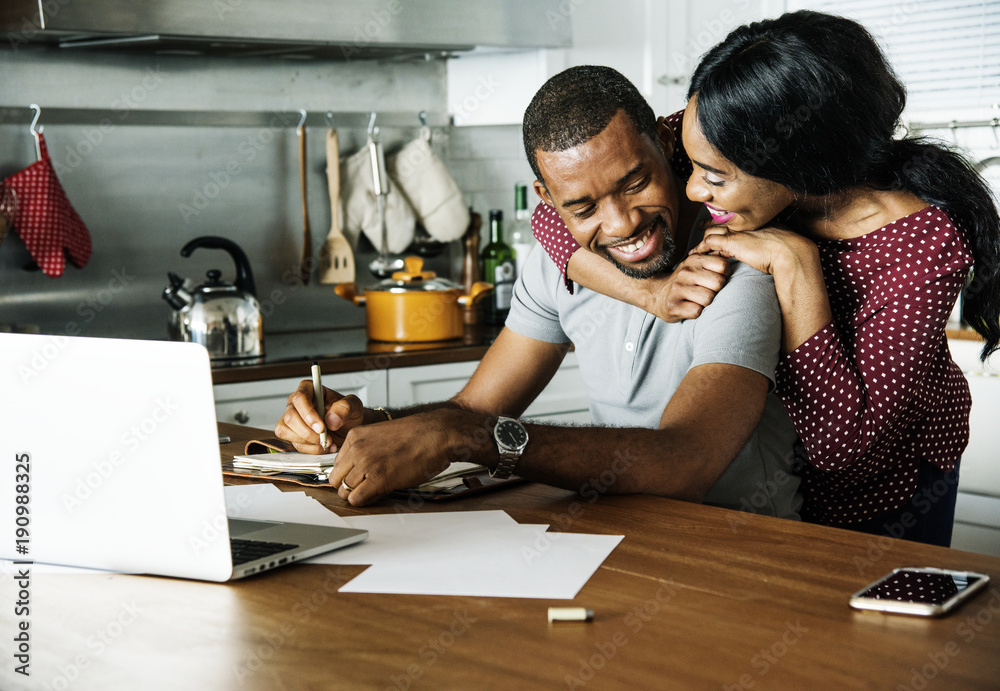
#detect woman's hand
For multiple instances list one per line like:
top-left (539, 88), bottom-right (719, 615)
top-left (691, 224), bottom-right (812, 277)
top-left (692, 224), bottom-right (832, 353)
top-left (275, 380), bottom-right (368, 454)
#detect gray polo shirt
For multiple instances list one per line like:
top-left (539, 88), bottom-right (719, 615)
top-left (506, 246), bottom-right (801, 519)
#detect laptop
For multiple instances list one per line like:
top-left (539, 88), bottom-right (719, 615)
top-left (0, 332), bottom-right (367, 581)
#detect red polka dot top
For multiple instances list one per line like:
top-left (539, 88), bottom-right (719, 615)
top-left (781, 207), bottom-right (972, 526)
top-left (529, 110), bottom-right (974, 527)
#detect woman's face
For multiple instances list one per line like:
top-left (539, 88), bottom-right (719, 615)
top-left (682, 95), bottom-right (796, 232)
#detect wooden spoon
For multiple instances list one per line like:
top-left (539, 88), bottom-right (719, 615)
top-left (297, 121), bottom-right (311, 285)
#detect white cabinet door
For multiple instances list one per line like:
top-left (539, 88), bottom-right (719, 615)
top-left (387, 352), bottom-right (590, 424)
top-left (214, 370), bottom-right (388, 429)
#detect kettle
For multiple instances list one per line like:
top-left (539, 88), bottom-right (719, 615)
top-left (162, 236), bottom-right (264, 361)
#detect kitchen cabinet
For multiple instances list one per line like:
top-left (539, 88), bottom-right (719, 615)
top-left (948, 336), bottom-right (1000, 557)
top-left (389, 352), bottom-right (590, 424)
top-left (212, 352), bottom-right (589, 431)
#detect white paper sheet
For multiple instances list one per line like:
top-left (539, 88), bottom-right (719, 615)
top-left (223, 484), bottom-right (350, 528)
top-left (221, 490), bottom-right (623, 599)
top-left (339, 528), bottom-right (623, 599)
top-left (305, 510), bottom-right (527, 565)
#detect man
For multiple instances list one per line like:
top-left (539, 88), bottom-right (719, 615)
top-left (276, 65), bottom-right (800, 518)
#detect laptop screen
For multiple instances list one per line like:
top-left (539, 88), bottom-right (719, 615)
top-left (0, 334), bottom-right (233, 580)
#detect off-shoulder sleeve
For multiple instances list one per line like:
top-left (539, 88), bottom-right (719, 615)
top-left (531, 108), bottom-right (689, 294)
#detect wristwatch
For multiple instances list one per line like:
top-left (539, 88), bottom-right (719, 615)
top-left (490, 416), bottom-right (529, 479)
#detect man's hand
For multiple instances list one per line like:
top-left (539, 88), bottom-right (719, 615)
top-left (275, 380), bottom-right (368, 454)
top-left (329, 408), bottom-right (492, 506)
top-left (646, 253), bottom-right (730, 322)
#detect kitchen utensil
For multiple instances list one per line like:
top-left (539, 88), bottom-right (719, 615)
top-left (366, 127), bottom-right (405, 278)
top-left (297, 115), bottom-right (312, 284)
top-left (338, 140), bottom-right (415, 257)
top-left (334, 255), bottom-right (491, 342)
top-left (460, 211), bottom-right (483, 325)
top-left (318, 128), bottom-right (355, 284)
top-left (162, 236), bottom-right (264, 361)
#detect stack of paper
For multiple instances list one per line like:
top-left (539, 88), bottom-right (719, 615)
top-left (232, 452), bottom-right (339, 480)
top-left (223, 486), bottom-right (623, 599)
top-left (231, 454), bottom-right (488, 490)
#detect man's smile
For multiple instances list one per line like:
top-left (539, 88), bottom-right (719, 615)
top-left (601, 219), bottom-right (662, 263)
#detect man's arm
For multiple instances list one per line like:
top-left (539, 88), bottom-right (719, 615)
top-left (532, 200), bottom-right (729, 322)
top-left (566, 249), bottom-right (731, 322)
top-left (497, 361), bottom-right (768, 499)
top-left (275, 327), bottom-right (570, 453)
top-left (330, 330), bottom-right (769, 506)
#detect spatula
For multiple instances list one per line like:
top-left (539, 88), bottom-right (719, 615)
top-left (318, 128), bottom-right (356, 284)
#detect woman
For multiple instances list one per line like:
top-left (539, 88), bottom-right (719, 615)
top-left (530, 10), bottom-right (1000, 546)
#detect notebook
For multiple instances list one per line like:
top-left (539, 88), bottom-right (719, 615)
top-left (0, 332), bottom-right (367, 581)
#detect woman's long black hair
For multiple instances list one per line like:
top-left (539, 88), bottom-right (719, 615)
top-left (688, 10), bottom-right (1000, 359)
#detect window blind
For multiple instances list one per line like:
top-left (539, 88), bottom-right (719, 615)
top-left (787, 0), bottom-right (1000, 115)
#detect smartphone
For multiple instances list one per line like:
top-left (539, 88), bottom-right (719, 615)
top-left (850, 567), bottom-right (991, 617)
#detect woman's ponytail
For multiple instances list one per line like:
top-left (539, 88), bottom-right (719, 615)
top-left (883, 137), bottom-right (1000, 359)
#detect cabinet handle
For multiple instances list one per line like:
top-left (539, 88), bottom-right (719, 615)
top-left (233, 410), bottom-right (250, 424)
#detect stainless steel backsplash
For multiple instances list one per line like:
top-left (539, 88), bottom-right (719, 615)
top-left (0, 47), bottom-right (461, 339)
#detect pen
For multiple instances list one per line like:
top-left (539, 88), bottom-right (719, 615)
top-left (311, 361), bottom-right (328, 449)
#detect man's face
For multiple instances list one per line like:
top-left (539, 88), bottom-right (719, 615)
top-left (534, 110), bottom-right (680, 279)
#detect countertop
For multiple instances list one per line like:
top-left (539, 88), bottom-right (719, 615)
top-left (212, 325), bottom-right (981, 385)
top-left (946, 326), bottom-right (986, 341)
top-left (211, 324), bottom-right (504, 384)
top-left (10, 421), bottom-right (996, 690)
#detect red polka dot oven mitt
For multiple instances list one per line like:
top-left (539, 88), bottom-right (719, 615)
top-left (2, 133), bottom-right (92, 277)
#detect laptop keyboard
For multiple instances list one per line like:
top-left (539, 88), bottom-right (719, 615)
top-left (230, 538), bottom-right (300, 566)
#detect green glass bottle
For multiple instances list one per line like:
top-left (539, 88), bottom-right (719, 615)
top-left (481, 209), bottom-right (516, 325)
top-left (510, 182), bottom-right (535, 279)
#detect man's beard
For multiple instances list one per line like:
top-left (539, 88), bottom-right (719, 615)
top-left (598, 215), bottom-right (676, 279)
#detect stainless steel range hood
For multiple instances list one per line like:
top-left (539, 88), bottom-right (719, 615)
top-left (0, 0), bottom-right (572, 59)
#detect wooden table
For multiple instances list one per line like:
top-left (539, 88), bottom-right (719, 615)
top-left (3, 423), bottom-right (999, 690)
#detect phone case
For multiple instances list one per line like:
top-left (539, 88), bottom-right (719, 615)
top-left (849, 567), bottom-right (991, 616)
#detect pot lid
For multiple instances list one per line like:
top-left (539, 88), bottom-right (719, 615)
top-left (370, 256), bottom-right (460, 292)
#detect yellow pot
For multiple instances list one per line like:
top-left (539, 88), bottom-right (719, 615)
top-left (334, 256), bottom-right (492, 342)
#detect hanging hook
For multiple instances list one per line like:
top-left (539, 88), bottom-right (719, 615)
top-left (296, 108), bottom-right (307, 135)
top-left (367, 111), bottom-right (378, 141)
top-left (418, 110), bottom-right (432, 144)
top-left (29, 103), bottom-right (43, 161)
top-left (326, 110), bottom-right (334, 128)
top-left (992, 104), bottom-right (1000, 148)
top-left (948, 120), bottom-right (959, 145)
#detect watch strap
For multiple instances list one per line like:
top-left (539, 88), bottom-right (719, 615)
top-left (490, 448), bottom-right (520, 480)
top-left (490, 416), bottom-right (526, 480)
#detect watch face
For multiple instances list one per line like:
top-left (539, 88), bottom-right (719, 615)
top-left (496, 419), bottom-right (528, 449)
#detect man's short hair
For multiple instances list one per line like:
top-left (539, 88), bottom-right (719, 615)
top-left (522, 65), bottom-right (657, 184)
